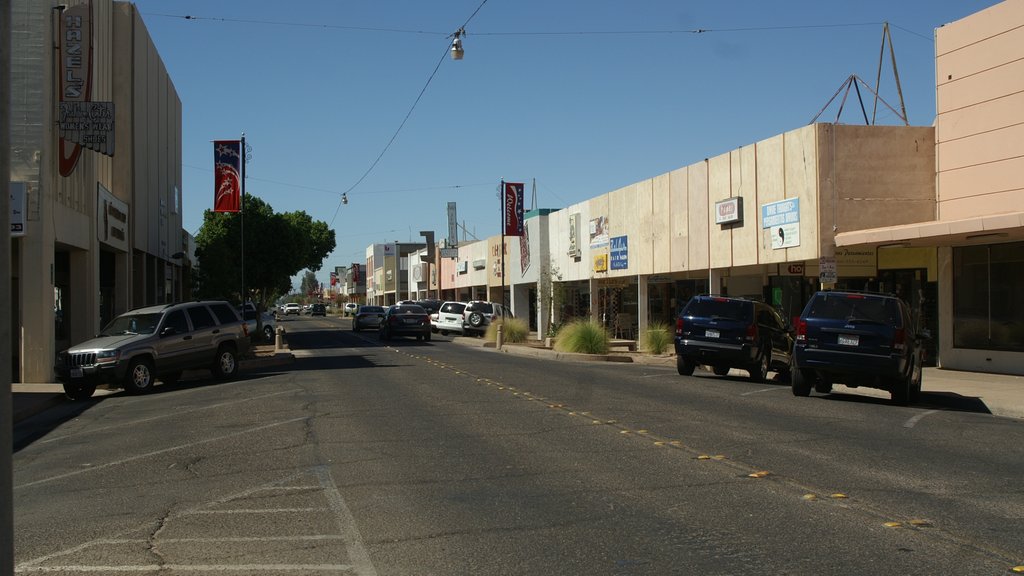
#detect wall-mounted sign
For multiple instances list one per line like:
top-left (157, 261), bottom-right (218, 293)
top-left (715, 197), bottom-right (743, 225)
top-left (96, 184), bottom-right (128, 252)
top-left (440, 248), bottom-right (459, 259)
top-left (761, 198), bottom-right (800, 249)
top-left (59, 101), bottom-right (114, 157)
top-left (568, 212), bottom-right (581, 258)
top-left (447, 201), bottom-right (458, 246)
top-left (819, 256), bottom-right (837, 284)
top-left (589, 215), bottom-right (609, 248)
top-left (59, 0), bottom-right (93, 177)
top-left (610, 235), bottom-right (628, 270)
top-left (10, 182), bottom-right (26, 237)
top-left (593, 253), bottom-right (608, 273)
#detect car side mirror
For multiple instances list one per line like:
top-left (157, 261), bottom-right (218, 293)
top-left (160, 326), bottom-right (178, 337)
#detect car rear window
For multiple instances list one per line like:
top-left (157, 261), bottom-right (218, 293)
top-left (359, 306), bottom-right (384, 314)
top-left (441, 302), bottom-right (466, 314)
top-left (682, 298), bottom-right (752, 322)
top-left (466, 302), bottom-right (493, 314)
top-left (209, 302), bottom-right (239, 325)
top-left (392, 305), bottom-right (426, 314)
top-left (805, 294), bottom-right (899, 325)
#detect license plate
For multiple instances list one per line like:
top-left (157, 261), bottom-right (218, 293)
top-left (404, 318), bottom-right (419, 324)
top-left (705, 329), bottom-right (720, 339)
top-left (71, 368), bottom-right (84, 378)
top-left (838, 334), bottom-right (859, 346)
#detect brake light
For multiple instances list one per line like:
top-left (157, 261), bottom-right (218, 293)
top-left (745, 322), bottom-right (758, 342)
top-left (675, 317), bottom-right (684, 336)
top-left (795, 318), bottom-right (808, 342)
top-left (892, 327), bottom-right (906, 351)
top-left (242, 323), bottom-right (249, 337)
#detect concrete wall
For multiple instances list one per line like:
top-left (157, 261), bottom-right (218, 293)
top-left (936, 0), bottom-right (1024, 219)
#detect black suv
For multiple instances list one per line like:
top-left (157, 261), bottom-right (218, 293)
top-left (792, 290), bottom-right (924, 405)
top-left (674, 295), bottom-right (793, 382)
top-left (55, 300), bottom-right (250, 400)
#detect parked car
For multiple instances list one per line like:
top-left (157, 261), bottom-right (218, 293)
top-left (433, 301), bottom-right (468, 335)
top-left (462, 301), bottom-right (511, 336)
top-left (343, 302), bottom-right (359, 316)
top-left (791, 290), bottom-right (926, 405)
top-left (54, 300), bottom-right (251, 400)
top-left (352, 305), bottom-right (386, 332)
top-left (239, 303), bottom-right (277, 342)
top-left (281, 303), bottom-right (301, 316)
top-left (674, 295), bottom-right (793, 383)
top-left (415, 299), bottom-right (444, 316)
top-left (379, 304), bottom-right (432, 341)
top-left (310, 303), bottom-right (327, 316)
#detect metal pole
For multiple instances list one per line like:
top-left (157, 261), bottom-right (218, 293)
top-left (500, 180), bottom-right (505, 309)
top-left (240, 133), bottom-right (245, 307)
top-left (0, 0), bottom-right (14, 570)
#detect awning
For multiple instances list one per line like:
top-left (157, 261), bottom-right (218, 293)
top-left (835, 211), bottom-right (1024, 248)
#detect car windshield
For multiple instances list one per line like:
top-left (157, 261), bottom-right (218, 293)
top-left (807, 294), bottom-right (898, 325)
top-left (99, 313), bottom-right (163, 336)
top-left (683, 298), bottom-right (752, 322)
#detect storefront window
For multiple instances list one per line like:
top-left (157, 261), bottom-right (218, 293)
top-left (953, 242), bottom-right (1024, 351)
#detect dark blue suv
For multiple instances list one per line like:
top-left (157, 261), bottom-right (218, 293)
top-left (674, 295), bottom-right (794, 383)
top-left (791, 290), bottom-right (925, 405)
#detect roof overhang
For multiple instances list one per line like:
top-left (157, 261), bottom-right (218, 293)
top-left (835, 212), bottom-right (1024, 248)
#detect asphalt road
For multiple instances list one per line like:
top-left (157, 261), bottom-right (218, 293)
top-left (13, 315), bottom-right (1024, 575)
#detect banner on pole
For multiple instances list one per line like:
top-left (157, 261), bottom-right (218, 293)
top-left (503, 182), bottom-right (524, 236)
top-left (214, 140), bottom-right (242, 212)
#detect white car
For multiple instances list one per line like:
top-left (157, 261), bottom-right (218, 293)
top-left (343, 302), bottom-right (358, 316)
top-left (281, 303), bottom-right (301, 316)
top-left (433, 301), bottom-right (468, 335)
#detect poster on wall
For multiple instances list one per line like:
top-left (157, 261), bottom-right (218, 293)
top-left (610, 235), bottom-right (628, 270)
top-left (761, 198), bottom-right (800, 249)
top-left (589, 216), bottom-right (609, 248)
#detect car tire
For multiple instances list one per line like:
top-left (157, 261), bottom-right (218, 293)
top-left (63, 381), bottom-right (96, 401)
top-left (748, 348), bottom-right (770, 383)
top-left (677, 357), bottom-right (696, 376)
top-left (891, 366), bottom-right (912, 406)
top-left (712, 365), bottom-right (731, 376)
top-left (263, 325), bottom-right (274, 341)
top-left (468, 312), bottom-right (484, 328)
top-left (909, 361), bottom-right (923, 403)
top-left (123, 357), bottom-right (155, 394)
top-left (441, 330), bottom-right (449, 336)
top-left (212, 345), bottom-right (238, 380)
top-left (792, 368), bottom-right (812, 397)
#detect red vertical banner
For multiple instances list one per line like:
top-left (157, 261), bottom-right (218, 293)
top-left (213, 140), bottom-right (242, 212)
top-left (503, 182), bottom-right (524, 236)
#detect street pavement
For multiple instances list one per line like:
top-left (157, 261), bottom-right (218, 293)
top-left (12, 334), bottom-right (1024, 423)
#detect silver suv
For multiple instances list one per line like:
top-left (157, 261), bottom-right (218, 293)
top-left (462, 301), bottom-right (511, 336)
top-left (55, 300), bottom-right (251, 400)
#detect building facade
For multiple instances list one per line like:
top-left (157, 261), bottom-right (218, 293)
top-left (11, 0), bottom-right (184, 383)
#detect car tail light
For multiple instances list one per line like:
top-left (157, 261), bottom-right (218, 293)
top-left (795, 318), bottom-right (808, 343)
top-left (242, 323), bottom-right (249, 337)
top-left (892, 327), bottom-right (906, 351)
top-left (745, 322), bottom-right (758, 342)
top-left (675, 317), bottom-right (684, 336)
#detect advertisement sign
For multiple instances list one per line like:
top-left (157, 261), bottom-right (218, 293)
top-left (593, 253), bottom-right (608, 273)
top-left (96, 184), bottom-right (128, 251)
top-left (761, 198), bottom-right (800, 249)
top-left (58, 1), bottom-right (93, 177)
top-left (502, 182), bottom-right (524, 236)
top-left (610, 235), bottom-right (628, 270)
top-left (589, 216), bottom-right (609, 248)
top-left (819, 256), bottom-right (837, 284)
top-left (715, 197), bottom-right (743, 225)
top-left (10, 182), bottom-right (26, 237)
top-left (447, 201), bottom-right (458, 246)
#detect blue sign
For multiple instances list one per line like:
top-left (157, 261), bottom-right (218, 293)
top-left (610, 235), bottom-right (628, 270)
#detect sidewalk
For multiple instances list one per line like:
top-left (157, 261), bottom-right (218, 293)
top-left (12, 339), bottom-right (1024, 423)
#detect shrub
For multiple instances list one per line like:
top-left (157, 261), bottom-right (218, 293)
top-left (485, 317), bottom-right (529, 343)
top-left (553, 318), bottom-right (609, 354)
top-left (641, 322), bottom-right (674, 355)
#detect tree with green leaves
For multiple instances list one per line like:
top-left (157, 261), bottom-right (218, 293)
top-left (299, 270), bottom-right (320, 298)
top-left (195, 194), bottom-right (336, 316)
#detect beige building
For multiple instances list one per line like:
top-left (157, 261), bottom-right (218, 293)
top-left (11, 0), bottom-right (184, 383)
top-left (837, 0), bottom-right (1024, 374)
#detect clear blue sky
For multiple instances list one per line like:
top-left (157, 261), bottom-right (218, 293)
top-left (132, 0), bottom-right (999, 292)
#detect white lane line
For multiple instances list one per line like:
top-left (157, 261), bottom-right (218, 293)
top-left (16, 564), bottom-right (353, 572)
top-left (41, 389), bottom-right (303, 444)
top-left (741, 386), bottom-right (787, 396)
top-left (903, 409), bottom-right (940, 428)
top-left (316, 465), bottom-right (379, 576)
top-left (183, 508), bottom-right (325, 514)
top-left (15, 417), bottom-right (308, 490)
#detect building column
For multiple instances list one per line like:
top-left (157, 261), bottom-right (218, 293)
top-left (637, 274), bottom-right (649, 339)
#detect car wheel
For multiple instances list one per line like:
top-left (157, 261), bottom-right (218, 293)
top-left (676, 357), bottom-right (695, 376)
top-left (263, 325), bottom-right (275, 341)
top-left (712, 365), bottom-right (730, 376)
top-left (748, 349), bottom-right (770, 383)
top-left (909, 360), bottom-right (923, 403)
top-left (123, 357), bottom-right (155, 394)
top-left (212, 345), bottom-right (238, 380)
top-left (891, 366), bottom-right (912, 406)
top-left (792, 368), bottom-right (812, 397)
top-left (161, 371), bottom-right (183, 386)
top-left (63, 381), bottom-right (96, 401)
top-left (441, 330), bottom-right (449, 336)
top-left (468, 312), bottom-right (484, 328)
